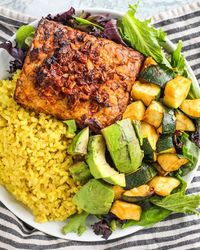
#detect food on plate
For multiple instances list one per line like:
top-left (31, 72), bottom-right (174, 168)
top-left (14, 19), bottom-right (143, 132)
top-left (148, 176), bottom-right (180, 196)
top-left (180, 99), bottom-right (200, 118)
top-left (163, 76), bottom-right (192, 108)
top-left (0, 2), bottom-right (200, 240)
top-left (102, 119), bottom-right (143, 173)
top-left (175, 111), bottom-right (195, 131)
top-left (131, 81), bottom-right (161, 106)
top-left (0, 71), bottom-right (80, 222)
top-left (122, 100), bottom-right (146, 121)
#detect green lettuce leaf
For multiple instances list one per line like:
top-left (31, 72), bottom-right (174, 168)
top-left (178, 132), bottom-right (199, 176)
top-left (173, 174), bottom-right (187, 194)
top-left (150, 193), bottom-right (200, 215)
top-left (62, 212), bottom-right (89, 236)
top-left (171, 40), bottom-right (185, 75)
top-left (122, 205), bottom-right (171, 228)
top-left (16, 25), bottom-right (35, 49)
top-left (74, 17), bottom-right (104, 30)
top-left (121, 3), bottom-right (169, 65)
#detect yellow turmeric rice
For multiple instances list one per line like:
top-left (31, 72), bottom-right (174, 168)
top-left (0, 70), bottom-right (80, 222)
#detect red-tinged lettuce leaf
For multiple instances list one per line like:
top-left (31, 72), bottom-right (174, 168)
top-left (46, 7), bottom-right (75, 24)
top-left (103, 19), bottom-right (127, 46)
top-left (190, 120), bottom-right (200, 149)
top-left (91, 220), bottom-right (112, 239)
top-left (46, 7), bottom-right (127, 46)
top-left (0, 41), bottom-right (25, 73)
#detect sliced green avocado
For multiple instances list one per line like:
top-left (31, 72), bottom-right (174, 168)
top-left (132, 120), bottom-right (143, 146)
top-left (68, 127), bottom-right (89, 156)
top-left (86, 135), bottom-right (118, 177)
top-left (86, 135), bottom-right (125, 186)
top-left (102, 119), bottom-right (143, 173)
top-left (73, 179), bottom-right (114, 214)
top-left (63, 119), bottom-right (77, 138)
top-left (104, 174), bottom-right (126, 187)
top-left (69, 161), bottom-right (92, 184)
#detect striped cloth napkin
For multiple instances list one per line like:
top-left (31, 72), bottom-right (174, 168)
top-left (0, 2), bottom-right (200, 249)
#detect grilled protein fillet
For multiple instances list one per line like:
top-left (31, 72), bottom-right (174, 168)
top-left (15, 19), bottom-right (144, 132)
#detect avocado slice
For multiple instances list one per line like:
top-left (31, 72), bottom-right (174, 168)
top-left (68, 127), bottom-right (89, 156)
top-left (73, 179), bottom-right (114, 214)
top-left (102, 119), bottom-right (143, 173)
top-left (69, 161), bottom-right (92, 184)
top-left (86, 135), bottom-right (118, 177)
top-left (104, 174), bottom-right (126, 187)
top-left (63, 119), bottom-right (77, 138)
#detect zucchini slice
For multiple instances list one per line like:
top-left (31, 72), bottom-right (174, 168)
top-left (162, 107), bottom-right (176, 134)
top-left (143, 101), bottom-right (164, 128)
top-left (175, 111), bottom-right (195, 131)
top-left (113, 185), bottom-right (125, 200)
top-left (157, 125), bottom-right (163, 134)
top-left (122, 185), bottom-right (154, 203)
top-left (131, 81), bottom-right (161, 106)
top-left (125, 163), bottom-right (157, 189)
top-left (139, 65), bottom-right (174, 88)
top-left (156, 134), bottom-right (176, 154)
top-left (148, 176), bottom-right (180, 196)
top-left (142, 57), bottom-right (157, 70)
top-left (157, 153), bottom-right (189, 172)
top-left (142, 138), bottom-right (157, 162)
top-left (180, 99), bottom-right (200, 118)
top-left (164, 76), bottom-right (192, 108)
top-left (111, 200), bottom-right (142, 220)
top-left (141, 122), bottom-right (159, 162)
top-left (123, 101), bottom-right (146, 121)
top-left (141, 122), bottom-right (158, 162)
top-left (153, 163), bottom-right (169, 176)
top-left (141, 122), bottom-right (159, 150)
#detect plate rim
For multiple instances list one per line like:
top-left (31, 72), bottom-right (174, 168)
top-left (0, 7), bottom-right (200, 242)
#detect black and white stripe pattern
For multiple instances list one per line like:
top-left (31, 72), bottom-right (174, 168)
top-left (0, 2), bottom-right (200, 249)
top-left (0, 6), bottom-right (35, 42)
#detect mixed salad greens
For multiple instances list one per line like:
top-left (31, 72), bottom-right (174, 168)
top-left (0, 1), bottom-right (200, 240)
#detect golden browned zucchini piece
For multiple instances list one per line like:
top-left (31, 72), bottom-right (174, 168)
top-left (113, 186), bottom-right (124, 200)
top-left (148, 176), bottom-right (180, 196)
top-left (14, 19), bottom-right (144, 132)
top-left (131, 81), bottom-right (161, 106)
top-left (180, 99), bottom-right (200, 118)
top-left (122, 101), bottom-right (146, 121)
top-left (157, 153), bottom-right (188, 172)
top-left (164, 76), bottom-right (191, 108)
top-left (143, 101), bottom-right (164, 128)
top-left (175, 111), bottom-right (195, 131)
top-left (111, 200), bottom-right (141, 220)
top-left (142, 57), bottom-right (157, 70)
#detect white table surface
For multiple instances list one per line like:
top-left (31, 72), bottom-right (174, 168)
top-left (0, 0), bottom-right (195, 18)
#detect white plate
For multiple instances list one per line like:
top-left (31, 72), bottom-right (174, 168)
top-left (0, 8), bottom-right (200, 242)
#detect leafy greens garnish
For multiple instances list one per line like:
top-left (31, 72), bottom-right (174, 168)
top-left (16, 25), bottom-right (35, 49)
top-left (122, 205), bottom-right (171, 228)
top-left (0, 41), bottom-right (25, 73)
top-left (171, 40), bottom-right (185, 75)
top-left (74, 17), bottom-right (104, 30)
top-left (178, 132), bottom-right (200, 176)
top-left (62, 212), bottom-right (89, 236)
top-left (150, 193), bottom-right (200, 215)
top-left (121, 3), bottom-right (169, 65)
top-left (190, 120), bottom-right (200, 148)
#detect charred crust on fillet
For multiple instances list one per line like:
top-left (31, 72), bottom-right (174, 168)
top-left (29, 48), bottom-right (40, 61)
top-left (15, 19), bottom-right (144, 132)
